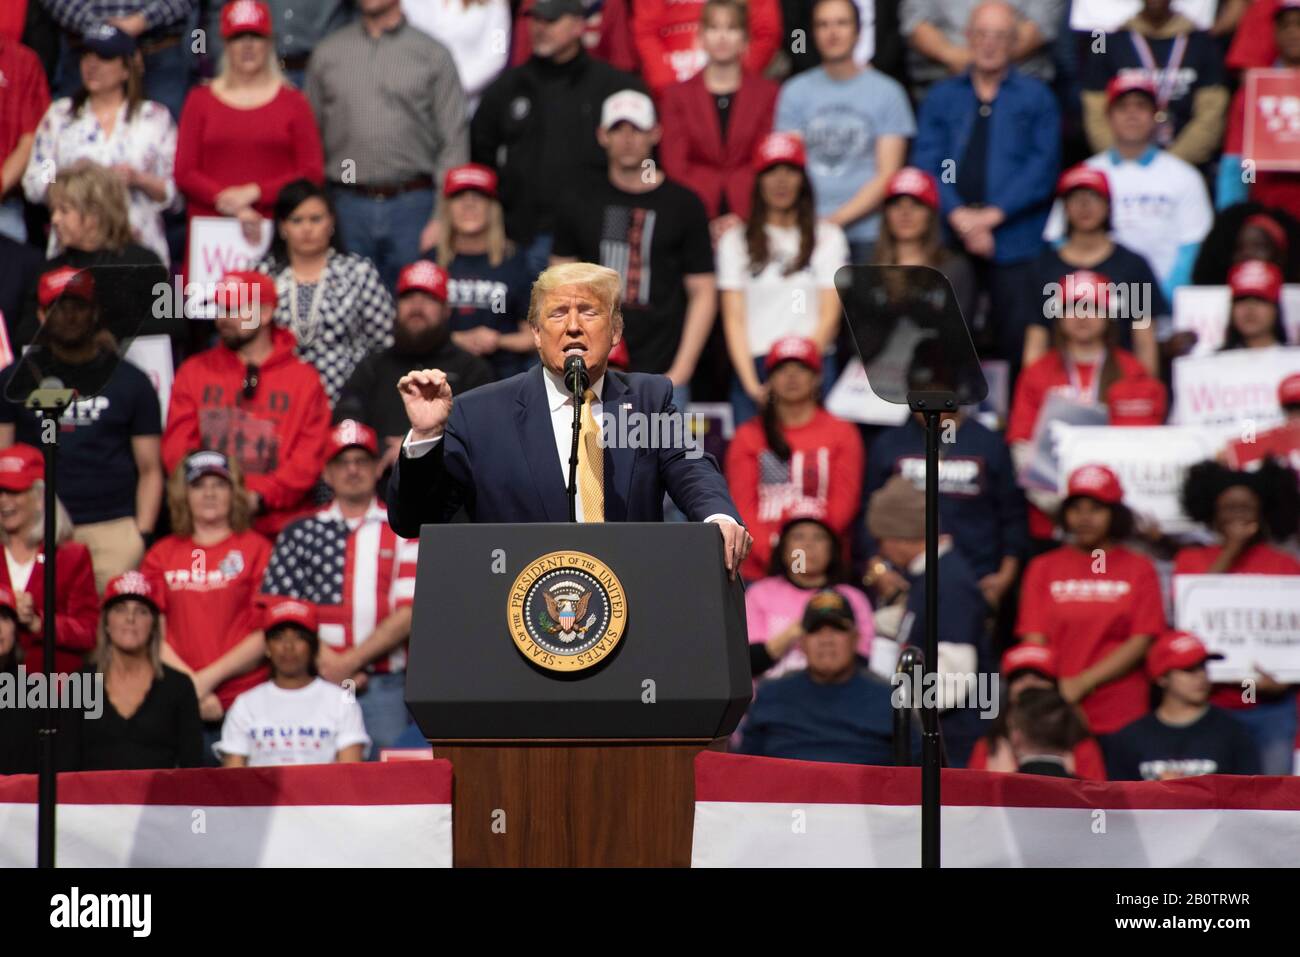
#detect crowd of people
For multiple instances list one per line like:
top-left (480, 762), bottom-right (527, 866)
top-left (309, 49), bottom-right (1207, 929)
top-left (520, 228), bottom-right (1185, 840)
top-left (1, 0), bottom-right (1299, 783)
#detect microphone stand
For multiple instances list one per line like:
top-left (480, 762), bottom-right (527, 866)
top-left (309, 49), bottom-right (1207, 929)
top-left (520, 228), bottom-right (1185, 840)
top-left (565, 357), bottom-right (588, 523)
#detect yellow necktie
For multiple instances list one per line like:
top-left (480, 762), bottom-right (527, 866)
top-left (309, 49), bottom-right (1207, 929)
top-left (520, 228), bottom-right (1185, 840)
top-left (578, 388), bottom-right (604, 522)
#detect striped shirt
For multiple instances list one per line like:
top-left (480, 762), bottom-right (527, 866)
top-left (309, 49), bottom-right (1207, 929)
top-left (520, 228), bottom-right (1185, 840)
top-left (42, 0), bottom-right (196, 34)
top-left (305, 17), bottom-right (468, 187)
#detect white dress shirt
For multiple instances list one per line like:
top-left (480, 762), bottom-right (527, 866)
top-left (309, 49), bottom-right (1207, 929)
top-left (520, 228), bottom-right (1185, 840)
top-left (402, 367), bottom-right (737, 525)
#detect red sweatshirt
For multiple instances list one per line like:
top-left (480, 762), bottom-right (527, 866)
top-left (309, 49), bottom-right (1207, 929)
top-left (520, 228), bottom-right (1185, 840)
top-left (1, 542), bottom-right (100, 674)
top-left (163, 327), bottom-right (330, 539)
top-left (174, 85), bottom-right (324, 221)
top-left (725, 407), bottom-right (864, 580)
top-left (632, 0), bottom-right (782, 95)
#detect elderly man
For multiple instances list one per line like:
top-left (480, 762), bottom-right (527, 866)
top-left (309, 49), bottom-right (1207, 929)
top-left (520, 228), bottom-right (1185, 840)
top-left (388, 261), bottom-right (753, 576)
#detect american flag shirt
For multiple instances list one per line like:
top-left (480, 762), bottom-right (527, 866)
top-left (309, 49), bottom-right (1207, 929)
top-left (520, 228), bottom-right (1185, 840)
top-left (261, 498), bottom-right (418, 674)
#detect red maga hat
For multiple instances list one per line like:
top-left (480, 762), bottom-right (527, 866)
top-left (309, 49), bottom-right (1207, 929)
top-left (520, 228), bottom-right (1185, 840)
top-left (1056, 163), bottom-right (1111, 201)
top-left (1001, 643), bottom-right (1058, 680)
top-left (885, 167), bottom-right (940, 209)
top-left (764, 336), bottom-right (822, 374)
top-left (214, 270), bottom-right (277, 313)
top-left (104, 570), bottom-right (162, 614)
top-left (325, 419), bottom-right (379, 461)
top-left (38, 266), bottom-right (95, 308)
top-left (1279, 372), bottom-right (1300, 407)
top-left (0, 444), bottom-right (44, 492)
top-left (396, 260), bottom-right (449, 301)
top-left (753, 132), bottom-right (806, 174)
top-left (264, 598), bottom-right (318, 634)
top-left (1066, 464), bottom-right (1124, 505)
top-left (221, 0), bottom-right (273, 38)
top-left (1228, 259), bottom-right (1283, 303)
top-left (443, 163), bottom-right (498, 199)
top-left (1107, 72), bottom-right (1159, 107)
top-left (1146, 630), bottom-right (1224, 680)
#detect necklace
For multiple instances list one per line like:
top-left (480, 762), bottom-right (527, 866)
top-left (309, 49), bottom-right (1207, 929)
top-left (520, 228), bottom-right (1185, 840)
top-left (287, 256), bottom-right (329, 346)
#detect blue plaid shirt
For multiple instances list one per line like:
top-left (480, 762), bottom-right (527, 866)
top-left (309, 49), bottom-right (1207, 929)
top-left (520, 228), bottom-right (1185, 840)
top-left (41, 0), bottom-right (196, 34)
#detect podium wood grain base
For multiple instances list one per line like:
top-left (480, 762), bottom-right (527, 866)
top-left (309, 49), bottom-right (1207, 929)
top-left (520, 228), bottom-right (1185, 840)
top-left (429, 738), bottom-right (728, 867)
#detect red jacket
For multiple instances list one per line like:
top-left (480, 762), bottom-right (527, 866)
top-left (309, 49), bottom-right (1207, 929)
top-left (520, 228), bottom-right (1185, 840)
top-left (3, 542), bottom-right (100, 674)
top-left (510, 0), bottom-right (638, 72)
top-left (659, 70), bottom-right (777, 221)
top-left (163, 327), bottom-right (330, 539)
top-left (633, 0), bottom-right (781, 95)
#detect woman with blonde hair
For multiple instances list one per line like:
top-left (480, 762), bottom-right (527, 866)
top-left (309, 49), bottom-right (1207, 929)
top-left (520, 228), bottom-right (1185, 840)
top-left (81, 571), bottom-right (203, 770)
top-left (176, 0), bottom-right (323, 246)
top-left (22, 26), bottom-right (176, 265)
top-left (141, 450), bottom-right (273, 762)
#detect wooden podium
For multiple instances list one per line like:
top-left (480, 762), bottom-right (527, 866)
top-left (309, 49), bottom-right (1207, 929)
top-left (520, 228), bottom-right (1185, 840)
top-left (406, 525), bottom-right (751, 868)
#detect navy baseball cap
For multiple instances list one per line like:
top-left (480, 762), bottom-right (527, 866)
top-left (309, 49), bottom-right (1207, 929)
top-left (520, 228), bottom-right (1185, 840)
top-left (80, 24), bottom-right (137, 59)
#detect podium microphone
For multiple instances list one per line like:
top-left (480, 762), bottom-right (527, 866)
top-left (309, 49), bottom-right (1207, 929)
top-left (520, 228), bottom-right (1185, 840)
top-left (565, 355), bottom-right (589, 522)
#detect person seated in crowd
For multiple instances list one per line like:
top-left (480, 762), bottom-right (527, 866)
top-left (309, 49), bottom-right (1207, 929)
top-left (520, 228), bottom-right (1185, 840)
top-left (175, 1), bottom-right (323, 247)
top-left (865, 376), bottom-right (1026, 616)
top-left (551, 89), bottom-right (715, 406)
top-left (0, 32), bottom-right (49, 245)
top-left (434, 164), bottom-right (535, 380)
top-left (909, 0), bottom-right (1059, 368)
top-left (1218, 0), bottom-right (1300, 221)
top-left (864, 475), bottom-right (989, 767)
top-left (261, 420), bottom-right (419, 753)
top-left (305, 0), bottom-right (468, 290)
top-left (142, 450), bottom-right (273, 763)
top-left (1025, 165), bottom-right (1162, 376)
top-left (633, 0), bottom-right (780, 97)
top-left (1192, 208), bottom-right (1298, 287)
top-left (218, 598), bottom-right (370, 766)
top-left (400, 0), bottom-right (512, 114)
top-left (872, 166), bottom-right (977, 324)
top-left (1007, 270), bottom-right (1154, 547)
top-left (738, 588), bottom-right (908, 766)
top-left (0, 266), bottom-right (163, 590)
top-left (338, 260), bottom-right (494, 476)
top-left (745, 515), bottom-right (874, 679)
top-left (16, 159), bottom-right (172, 348)
top-left (1081, 0), bottom-right (1228, 169)
top-left (22, 25), bottom-right (177, 266)
top-left (1017, 465), bottom-right (1165, 738)
top-left (725, 337), bottom-right (863, 579)
top-left (164, 270), bottom-right (331, 539)
top-left (1103, 631), bottom-right (1261, 780)
top-left (1176, 459), bottom-right (1300, 775)
top-left (901, 0), bottom-right (1061, 96)
top-left (258, 179), bottom-right (395, 406)
top-left (1047, 74), bottom-right (1212, 303)
top-left (776, 0), bottom-right (913, 265)
top-left (1219, 260), bottom-right (1291, 351)
top-left (969, 643), bottom-right (1108, 778)
top-left (0, 444), bottom-right (99, 674)
top-left (718, 134), bottom-right (848, 422)
top-left (0, 584), bottom-right (80, 775)
top-left (1006, 687), bottom-right (1092, 778)
top-left (473, 0), bottom-right (645, 278)
top-left (658, 0), bottom-right (778, 244)
top-left (80, 571), bottom-right (203, 770)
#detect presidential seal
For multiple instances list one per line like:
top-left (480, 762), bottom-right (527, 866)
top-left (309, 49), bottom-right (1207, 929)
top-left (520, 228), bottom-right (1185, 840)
top-left (506, 550), bottom-right (627, 673)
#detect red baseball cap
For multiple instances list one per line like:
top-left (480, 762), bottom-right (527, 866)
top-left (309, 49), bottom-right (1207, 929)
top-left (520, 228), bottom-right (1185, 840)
top-left (1056, 163), bottom-right (1111, 201)
top-left (264, 598), bottom-right (318, 634)
top-left (1066, 464), bottom-right (1124, 505)
top-left (608, 338), bottom-right (630, 371)
top-left (325, 418), bottom-right (379, 461)
top-left (104, 570), bottom-right (162, 614)
top-left (1057, 269), bottom-right (1112, 317)
top-left (38, 266), bottom-right (95, 308)
top-left (1279, 372), bottom-right (1300, 407)
top-left (885, 167), bottom-right (940, 210)
top-left (1107, 378), bottom-right (1168, 426)
top-left (1107, 72), bottom-right (1158, 107)
top-left (764, 336), bottom-right (822, 374)
top-left (214, 270), bottom-right (277, 313)
top-left (1001, 643), bottom-right (1058, 680)
top-left (0, 444), bottom-right (44, 492)
top-left (1146, 630), bottom-right (1224, 680)
top-left (753, 132), bottom-right (806, 174)
top-left (1228, 259), bottom-right (1283, 303)
top-left (396, 260), bottom-right (449, 302)
top-left (443, 163), bottom-right (498, 199)
top-left (221, 0), bottom-right (273, 38)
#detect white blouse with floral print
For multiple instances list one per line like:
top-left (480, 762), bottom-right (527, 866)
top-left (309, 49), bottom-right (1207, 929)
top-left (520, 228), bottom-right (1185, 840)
top-left (22, 97), bottom-right (178, 266)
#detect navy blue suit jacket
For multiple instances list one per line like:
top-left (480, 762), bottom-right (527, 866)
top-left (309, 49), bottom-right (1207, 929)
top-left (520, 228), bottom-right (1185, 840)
top-left (387, 366), bottom-right (741, 536)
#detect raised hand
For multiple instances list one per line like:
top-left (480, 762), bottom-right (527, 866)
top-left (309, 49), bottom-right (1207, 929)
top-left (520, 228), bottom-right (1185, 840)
top-left (397, 368), bottom-right (454, 440)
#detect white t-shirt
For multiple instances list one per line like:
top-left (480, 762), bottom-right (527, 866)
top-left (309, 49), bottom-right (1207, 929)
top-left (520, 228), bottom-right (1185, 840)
top-left (716, 220), bottom-right (849, 358)
top-left (216, 677), bottom-right (371, 766)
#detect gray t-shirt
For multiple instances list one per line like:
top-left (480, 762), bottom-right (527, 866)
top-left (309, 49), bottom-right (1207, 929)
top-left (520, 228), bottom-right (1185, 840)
top-left (899, 0), bottom-right (1064, 88)
top-left (774, 67), bottom-right (916, 244)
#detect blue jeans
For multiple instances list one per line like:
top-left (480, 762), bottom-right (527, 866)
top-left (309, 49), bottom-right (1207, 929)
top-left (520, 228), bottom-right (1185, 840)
top-left (0, 196), bottom-right (25, 243)
top-left (331, 186), bottom-right (435, 291)
top-left (729, 352), bottom-right (839, 426)
top-left (359, 671), bottom-right (415, 759)
top-left (1234, 691), bottom-right (1298, 776)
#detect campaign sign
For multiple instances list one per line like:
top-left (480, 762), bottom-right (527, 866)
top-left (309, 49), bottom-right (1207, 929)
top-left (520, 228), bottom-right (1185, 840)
top-left (186, 216), bottom-right (273, 319)
top-left (1174, 574), bottom-right (1300, 683)
top-left (825, 357), bottom-right (909, 426)
top-left (1170, 346), bottom-right (1300, 431)
top-left (1172, 284), bottom-right (1300, 355)
top-left (1244, 69), bottom-right (1300, 173)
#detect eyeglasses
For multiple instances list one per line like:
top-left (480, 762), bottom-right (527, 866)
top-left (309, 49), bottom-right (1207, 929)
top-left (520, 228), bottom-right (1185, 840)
top-left (242, 363), bottom-right (259, 401)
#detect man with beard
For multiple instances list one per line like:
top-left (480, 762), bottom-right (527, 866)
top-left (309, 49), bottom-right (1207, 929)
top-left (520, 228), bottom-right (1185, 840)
top-left (163, 270), bottom-right (331, 539)
top-left (0, 266), bottom-right (163, 591)
top-left (337, 260), bottom-right (494, 476)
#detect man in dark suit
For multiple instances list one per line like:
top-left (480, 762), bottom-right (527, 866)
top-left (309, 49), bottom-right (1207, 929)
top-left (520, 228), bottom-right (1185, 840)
top-left (388, 261), bottom-right (754, 576)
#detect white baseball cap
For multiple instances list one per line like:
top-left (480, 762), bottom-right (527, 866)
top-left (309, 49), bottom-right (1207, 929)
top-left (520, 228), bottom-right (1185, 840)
top-left (600, 90), bottom-right (657, 131)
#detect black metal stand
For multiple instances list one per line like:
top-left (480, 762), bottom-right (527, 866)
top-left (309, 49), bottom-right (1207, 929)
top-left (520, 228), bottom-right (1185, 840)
top-left (27, 388), bottom-right (73, 869)
top-left (894, 645), bottom-right (923, 767)
top-left (567, 391), bottom-right (583, 523)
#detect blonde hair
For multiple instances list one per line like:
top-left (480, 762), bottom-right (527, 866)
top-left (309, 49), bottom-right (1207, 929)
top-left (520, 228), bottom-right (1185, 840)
top-left (701, 0), bottom-right (750, 32)
top-left (526, 262), bottom-right (624, 333)
top-left (93, 602), bottom-right (163, 680)
top-left (0, 482), bottom-right (75, 548)
top-left (48, 160), bottom-right (133, 252)
top-left (165, 455), bottom-right (254, 538)
top-left (211, 37), bottom-right (284, 95)
top-left (436, 192), bottom-right (512, 269)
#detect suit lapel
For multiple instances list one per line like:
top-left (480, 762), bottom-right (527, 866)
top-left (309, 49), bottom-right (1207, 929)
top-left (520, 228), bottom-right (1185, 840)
top-left (516, 366), bottom-right (570, 522)
top-left (601, 372), bottom-right (635, 522)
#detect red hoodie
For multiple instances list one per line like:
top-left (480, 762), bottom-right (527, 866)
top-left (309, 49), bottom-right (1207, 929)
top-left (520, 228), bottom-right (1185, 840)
top-left (633, 0), bottom-right (782, 95)
top-left (163, 327), bottom-right (330, 539)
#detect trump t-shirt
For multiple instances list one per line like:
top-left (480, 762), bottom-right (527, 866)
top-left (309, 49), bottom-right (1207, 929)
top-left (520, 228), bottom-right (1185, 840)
top-left (1017, 544), bottom-right (1166, 734)
top-left (216, 677), bottom-right (370, 766)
